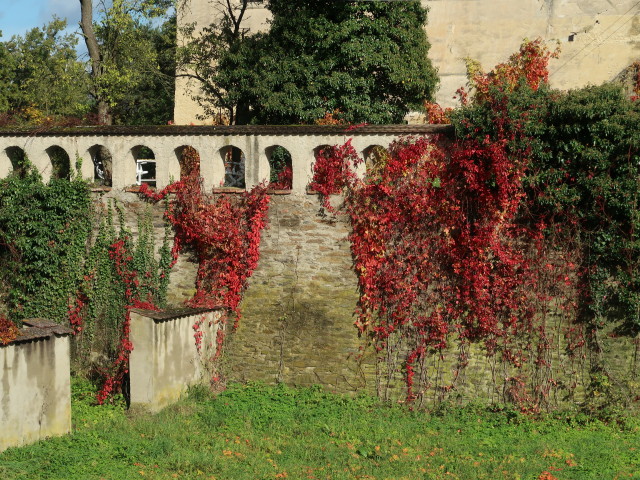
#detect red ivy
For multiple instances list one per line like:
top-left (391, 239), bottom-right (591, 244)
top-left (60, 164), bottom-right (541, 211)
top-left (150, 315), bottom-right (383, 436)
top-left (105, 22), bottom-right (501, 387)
top-left (139, 146), bottom-right (270, 361)
top-left (0, 316), bottom-right (18, 345)
top-left (312, 41), bottom-right (571, 407)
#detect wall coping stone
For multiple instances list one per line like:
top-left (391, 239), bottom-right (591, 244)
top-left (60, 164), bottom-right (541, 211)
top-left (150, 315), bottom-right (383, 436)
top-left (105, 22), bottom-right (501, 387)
top-left (0, 124), bottom-right (454, 138)
top-left (2, 318), bottom-right (74, 346)
top-left (129, 306), bottom-right (228, 323)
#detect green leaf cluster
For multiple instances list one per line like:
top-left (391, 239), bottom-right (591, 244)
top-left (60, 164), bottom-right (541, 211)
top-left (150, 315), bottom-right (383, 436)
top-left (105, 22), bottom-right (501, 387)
top-left (0, 162), bottom-right (174, 369)
top-left (203, 0), bottom-right (438, 124)
top-left (0, 167), bottom-right (92, 325)
top-left (75, 201), bottom-right (174, 369)
top-left (93, 1), bottom-right (176, 125)
top-left (108, 15), bottom-right (177, 125)
top-left (0, 19), bottom-right (90, 119)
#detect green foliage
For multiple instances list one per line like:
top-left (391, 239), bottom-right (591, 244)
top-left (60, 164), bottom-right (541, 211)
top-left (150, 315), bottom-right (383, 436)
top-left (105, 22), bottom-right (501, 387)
top-left (0, 157), bottom-right (174, 377)
top-left (73, 201), bottom-right (175, 372)
top-left (0, 166), bottom-right (92, 325)
top-left (192, 0), bottom-right (438, 124)
top-left (76, 0), bottom-right (175, 124)
top-left (530, 85), bottom-right (640, 333)
top-left (110, 15), bottom-right (176, 125)
top-left (0, 19), bottom-right (90, 119)
top-left (1, 382), bottom-right (639, 479)
top-left (454, 80), bottom-right (640, 336)
top-left (94, 2), bottom-right (175, 125)
top-left (268, 146), bottom-right (291, 184)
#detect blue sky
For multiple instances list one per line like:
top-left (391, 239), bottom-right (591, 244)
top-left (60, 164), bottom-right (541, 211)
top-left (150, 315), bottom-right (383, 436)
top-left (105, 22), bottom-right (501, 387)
top-left (0, 0), bottom-right (80, 40)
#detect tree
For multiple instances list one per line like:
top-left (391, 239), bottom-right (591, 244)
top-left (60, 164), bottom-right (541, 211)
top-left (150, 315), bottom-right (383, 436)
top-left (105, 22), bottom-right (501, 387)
top-left (0, 20), bottom-right (90, 120)
top-left (0, 33), bottom-right (18, 114)
top-left (176, 0), bottom-right (252, 124)
top-left (211, 0), bottom-right (438, 124)
top-left (79, 0), bottom-right (174, 124)
top-left (110, 15), bottom-right (177, 125)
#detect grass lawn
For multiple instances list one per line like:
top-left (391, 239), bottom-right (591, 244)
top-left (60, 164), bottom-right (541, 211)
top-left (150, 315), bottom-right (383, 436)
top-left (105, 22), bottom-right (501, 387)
top-left (1, 380), bottom-right (639, 479)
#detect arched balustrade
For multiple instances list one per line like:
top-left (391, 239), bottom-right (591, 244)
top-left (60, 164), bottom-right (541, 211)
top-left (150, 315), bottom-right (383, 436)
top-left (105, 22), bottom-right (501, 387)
top-left (0, 125), bottom-right (451, 193)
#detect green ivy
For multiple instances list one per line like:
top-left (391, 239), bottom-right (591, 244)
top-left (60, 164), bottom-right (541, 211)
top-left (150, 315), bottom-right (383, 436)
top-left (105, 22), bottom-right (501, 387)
top-left (0, 167), bottom-right (91, 326)
top-left (453, 81), bottom-right (640, 335)
top-left (0, 158), bottom-right (175, 381)
top-left (74, 200), bottom-right (175, 371)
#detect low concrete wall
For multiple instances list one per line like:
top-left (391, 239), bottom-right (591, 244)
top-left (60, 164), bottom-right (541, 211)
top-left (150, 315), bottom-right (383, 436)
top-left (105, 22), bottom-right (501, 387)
top-left (129, 307), bottom-right (225, 412)
top-left (0, 319), bottom-right (73, 453)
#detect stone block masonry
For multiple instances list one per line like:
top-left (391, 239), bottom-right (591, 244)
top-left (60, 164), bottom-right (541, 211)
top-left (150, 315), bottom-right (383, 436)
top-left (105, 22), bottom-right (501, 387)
top-left (224, 194), bottom-right (377, 394)
top-left (92, 177), bottom-right (640, 406)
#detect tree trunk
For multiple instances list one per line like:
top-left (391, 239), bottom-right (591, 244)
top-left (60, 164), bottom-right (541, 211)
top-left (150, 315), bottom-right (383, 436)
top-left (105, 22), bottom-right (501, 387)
top-left (79, 0), bottom-right (112, 125)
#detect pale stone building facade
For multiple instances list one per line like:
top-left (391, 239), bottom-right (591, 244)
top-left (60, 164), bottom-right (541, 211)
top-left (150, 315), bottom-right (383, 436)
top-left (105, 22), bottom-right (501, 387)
top-left (175, 0), bottom-right (272, 125)
top-left (175, 0), bottom-right (640, 124)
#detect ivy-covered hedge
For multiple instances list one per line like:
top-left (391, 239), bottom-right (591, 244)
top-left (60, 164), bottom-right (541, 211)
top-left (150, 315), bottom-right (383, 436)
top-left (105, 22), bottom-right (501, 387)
top-left (0, 164), bottom-right (176, 399)
top-left (452, 74), bottom-right (640, 337)
top-left (0, 170), bottom-right (92, 326)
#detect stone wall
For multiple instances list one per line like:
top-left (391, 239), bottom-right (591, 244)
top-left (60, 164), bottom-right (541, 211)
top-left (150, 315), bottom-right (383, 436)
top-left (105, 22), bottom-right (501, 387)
top-left (425, 0), bottom-right (640, 107)
top-left (112, 190), bottom-right (640, 406)
top-left (107, 190), bottom-right (374, 394)
top-left (224, 194), bottom-right (376, 393)
top-left (0, 320), bottom-right (73, 452)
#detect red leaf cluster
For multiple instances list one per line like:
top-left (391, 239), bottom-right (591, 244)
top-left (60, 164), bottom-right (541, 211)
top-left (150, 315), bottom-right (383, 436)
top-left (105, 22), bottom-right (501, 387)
top-left (139, 146), bottom-right (270, 358)
top-left (0, 316), bottom-right (18, 345)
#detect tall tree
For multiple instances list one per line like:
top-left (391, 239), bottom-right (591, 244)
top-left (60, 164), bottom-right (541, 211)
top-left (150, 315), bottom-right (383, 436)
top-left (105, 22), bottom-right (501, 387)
top-left (79, 0), bottom-right (173, 124)
top-left (0, 20), bottom-right (89, 120)
top-left (0, 32), bottom-right (18, 114)
top-left (109, 15), bottom-right (177, 124)
top-left (206, 0), bottom-right (438, 124)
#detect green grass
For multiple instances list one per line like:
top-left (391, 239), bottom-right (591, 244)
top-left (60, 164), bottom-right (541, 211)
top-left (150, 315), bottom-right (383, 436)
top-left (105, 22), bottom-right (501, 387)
top-left (1, 380), bottom-right (639, 480)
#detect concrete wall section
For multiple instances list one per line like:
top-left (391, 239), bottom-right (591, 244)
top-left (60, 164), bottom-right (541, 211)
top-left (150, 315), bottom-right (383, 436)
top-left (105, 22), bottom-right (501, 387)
top-left (129, 307), bottom-right (225, 412)
top-left (0, 320), bottom-right (73, 453)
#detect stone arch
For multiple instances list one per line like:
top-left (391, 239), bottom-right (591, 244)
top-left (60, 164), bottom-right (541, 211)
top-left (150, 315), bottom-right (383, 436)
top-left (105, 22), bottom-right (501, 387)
top-left (313, 144), bottom-right (333, 158)
top-left (363, 144), bottom-right (389, 182)
top-left (3, 146), bottom-right (28, 178)
top-left (175, 145), bottom-right (200, 179)
top-left (312, 144), bottom-right (333, 177)
top-left (219, 145), bottom-right (246, 189)
top-left (45, 145), bottom-right (71, 180)
top-left (88, 145), bottom-right (113, 186)
top-left (265, 145), bottom-right (292, 190)
top-left (132, 145), bottom-right (156, 186)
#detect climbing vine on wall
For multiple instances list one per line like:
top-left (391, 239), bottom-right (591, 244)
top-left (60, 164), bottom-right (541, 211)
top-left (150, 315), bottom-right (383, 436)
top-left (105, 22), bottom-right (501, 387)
top-left (311, 39), bottom-right (639, 410)
top-left (452, 41), bottom-right (640, 408)
top-left (68, 201), bottom-right (176, 402)
top-left (0, 163), bottom-right (92, 325)
top-left (139, 146), bottom-right (270, 359)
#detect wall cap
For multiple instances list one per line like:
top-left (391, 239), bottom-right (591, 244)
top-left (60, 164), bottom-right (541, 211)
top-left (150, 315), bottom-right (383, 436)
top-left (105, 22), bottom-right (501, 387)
top-left (129, 306), bottom-right (229, 323)
top-left (2, 318), bottom-right (75, 346)
top-left (0, 124), bottom-right (454, 138)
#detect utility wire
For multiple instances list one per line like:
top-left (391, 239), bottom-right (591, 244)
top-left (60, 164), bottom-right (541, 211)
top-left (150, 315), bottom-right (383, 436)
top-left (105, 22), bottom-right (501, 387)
top-left (549, 0), bottom-right (640, 79)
